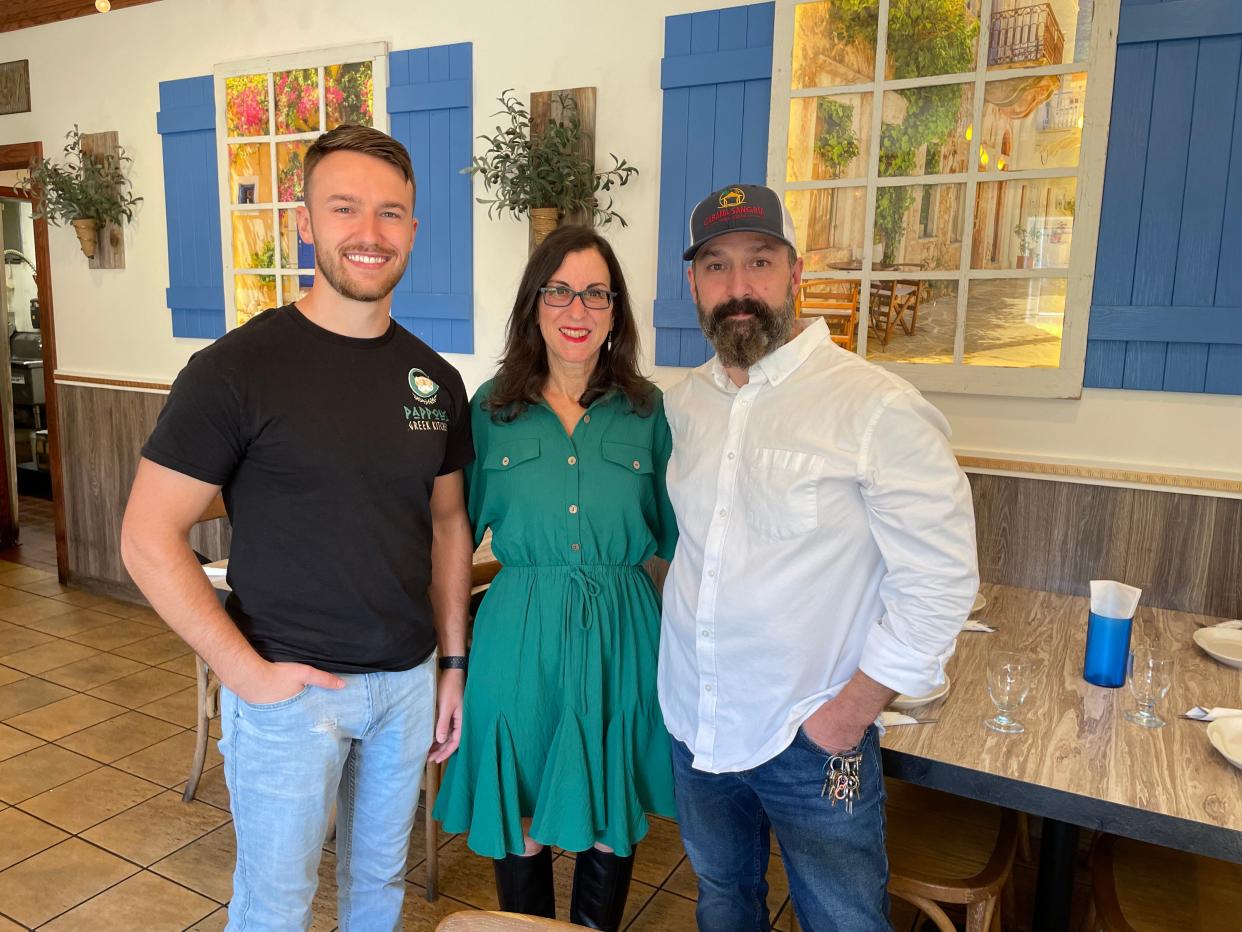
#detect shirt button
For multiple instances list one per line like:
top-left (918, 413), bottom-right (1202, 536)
top-left (569, 504), bottom-right (579, 515)
top-left (568, 456), bottom-right (577, 465)
top-left (707, 569), bottom-right (716, 577)
top-left (727, 452), bottom-right (736, 460)
top-left (702, 629), bottom-right (710, 637)
top-left (571, 543), bottom-right (580, 551)
top-left (501, 456), bottom-right (510, 466)
top-left (704, 684), bottom-right (712, 693)
top-left (718, 508), bottom-right (727, 518)
top-left (632, 460), bottom-right (641, 470)
top-left (583, 414), bottom-right (591, 424)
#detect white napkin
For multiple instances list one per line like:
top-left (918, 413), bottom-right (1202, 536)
top-left (961, 620), bottom-right (995, 633)
top-left (881, 711), bottom-right (924, 726)
top-left (1183, 707), bottom-right (1242, 722)
top-left (1210, 620), bottom-right (1242, 630)
top-left (1090, 580), bottom-right (1142, 618)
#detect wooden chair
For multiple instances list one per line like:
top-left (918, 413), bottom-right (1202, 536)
top-left (435, 911), bottom-right (588, 930)
top-left (795, 279), bottom-right (860, 352)
top-left (184, 494), bottom-right (228, 803)
top-left (885, 778), bottom-right (1019, 932)
top-left (423, 558), bottom-right (501, 900)
top-left (1083, 834), bottom-right (1242, 931)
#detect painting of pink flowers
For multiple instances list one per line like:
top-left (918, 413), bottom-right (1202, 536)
top-left (275, 68), bottom-right (320, 134)
top-left (226, 74), bottom-right (270, 137)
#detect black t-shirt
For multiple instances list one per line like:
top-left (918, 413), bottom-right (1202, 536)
top-left (142, 304), bottom-right (473, 673)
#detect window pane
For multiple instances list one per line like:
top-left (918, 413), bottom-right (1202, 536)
top-left (786, 187), bottom-right (867, 272)
top-left (276, 141), bottom-right (310, 203)
top-left (325, 61), bottom-right (374, 129)
top-left (988, 0), bottom-right (1092, 70)
top-left (872, 182), bottom-right (966, 270)
top-left (279, 208), bottom-right (315, 270)
top-left (971, 177), bottom-right (1076, 270)
top-left (880, 84), bottom-right (973, 177)
top-left (865, 279), bottom-right (958, 364)
top-left (226, 74), bottom-right (269, 138)
top-left (886, 0), bottom-right (980, 80)
top-left (979, 73), bottom-right (1085, 172)
top-left (235, 275), bottom-right (276, 327)
top-left (275, 69), bottom-right (320, 134)
top-left (963, 277), bottom-right (1065, 367)
top-left (228, 144), bottom-right (272, 205)
top-left (231, 210), bottom-right (274, 270)
top-left (791, 0), bottom-right (877, 89)
top-left (788, 94), bottom-right (872, 182)
top-left (282, 274), bottom-right (313, 303)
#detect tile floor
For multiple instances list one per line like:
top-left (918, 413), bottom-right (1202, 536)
top-left (0, 498), bottom-right (1086, 931)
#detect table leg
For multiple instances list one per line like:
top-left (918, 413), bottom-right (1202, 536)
top-left (1032, 817), bottom-right (1079, 932)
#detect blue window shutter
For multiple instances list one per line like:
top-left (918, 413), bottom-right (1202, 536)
top-left (157, 76), bottom-right (225, 339)
top-left (654, 3), bottom-right (774, 367)
top-left (1085, 2), bottom-right (1242, 395)
top-left (387, 43), bottom-right (474, 354)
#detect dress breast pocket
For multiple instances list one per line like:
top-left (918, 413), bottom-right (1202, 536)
top-left (482, 437), bottom-right (542, 479)
top-left (743, 447), bottom-right (824, 540)
top-left (600, 440), bottom-right (654, 491)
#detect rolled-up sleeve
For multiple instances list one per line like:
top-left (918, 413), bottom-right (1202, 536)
top-left (855, 389), bottom-right (979, 698)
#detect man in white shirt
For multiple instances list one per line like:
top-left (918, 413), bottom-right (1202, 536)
top-left (660, 183), bottom-right (978, 931)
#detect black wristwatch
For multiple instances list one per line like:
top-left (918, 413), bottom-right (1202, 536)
top-left (439, 655), bottom-right (468, 672)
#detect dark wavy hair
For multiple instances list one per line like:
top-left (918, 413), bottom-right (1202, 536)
top-left (485, 225), bottom-right (655, 422)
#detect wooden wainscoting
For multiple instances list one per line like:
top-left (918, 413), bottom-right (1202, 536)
top-left (56, 382), bottom-right (229, 599)
top-left (969, 473), bottom-right (1241, 618)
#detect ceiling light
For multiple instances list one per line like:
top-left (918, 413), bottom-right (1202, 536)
top-left (96, 0), bottom-right (111, 12)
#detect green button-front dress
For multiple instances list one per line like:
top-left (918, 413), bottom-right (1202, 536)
top-left (433, 380), bottom-right (678, 858)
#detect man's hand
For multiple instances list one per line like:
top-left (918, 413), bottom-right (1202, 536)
top-left (429, 669), bottom-right (465, 763)
top-left (800, 670), bottom-right (898, 754)
top-left (229, 660), bottom-right (345, 706)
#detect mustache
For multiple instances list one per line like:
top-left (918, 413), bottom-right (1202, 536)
top-left (709, 297), bottom-right (776, 327)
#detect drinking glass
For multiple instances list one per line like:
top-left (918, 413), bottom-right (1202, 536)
top-left (984, 651), bottom-right (1034, 734)
top-left (1123, 647), bottom-right (1174, 728)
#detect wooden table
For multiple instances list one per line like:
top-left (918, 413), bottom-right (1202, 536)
top-left (881, 583), bottom-right (1242, 930)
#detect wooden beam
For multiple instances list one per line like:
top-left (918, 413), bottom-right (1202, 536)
top-left (529, 86), bottom-right (597, 248)
top-left (0, 0), bottom-right (163, 35)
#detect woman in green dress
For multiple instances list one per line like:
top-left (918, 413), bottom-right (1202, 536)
top-left (433, 225), bottom-right (677, 929)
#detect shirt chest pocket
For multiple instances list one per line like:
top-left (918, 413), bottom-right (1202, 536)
top-left (483, 437), bottom-right (542, 476)
top-left (742, 447), bottom-right (824, 540)
top-left (600, 441), bottom-right (654, 477)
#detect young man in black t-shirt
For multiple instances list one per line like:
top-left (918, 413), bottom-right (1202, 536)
top-left (122, 124), bottom-right (473, 929)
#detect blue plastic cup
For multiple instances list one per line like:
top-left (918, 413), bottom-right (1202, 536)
top-left (1083, 612), bottom-right (1133, 688)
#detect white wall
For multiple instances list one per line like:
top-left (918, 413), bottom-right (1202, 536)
top-left (2, 0), bottom-right (1239, 483)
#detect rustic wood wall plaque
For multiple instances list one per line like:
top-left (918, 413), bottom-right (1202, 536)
top-left (0, 60), bottom-right (31, 115)
top-left (79, 130), bottom-right (126, 270)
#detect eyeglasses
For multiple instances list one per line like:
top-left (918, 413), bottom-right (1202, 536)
top-left (539, 285), bottom-right (616, 310)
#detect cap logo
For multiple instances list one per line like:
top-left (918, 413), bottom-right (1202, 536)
top-left (718, 187), bottom-right (747, 208)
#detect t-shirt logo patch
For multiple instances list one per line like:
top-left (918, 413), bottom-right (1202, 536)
top-left (408, 368), bottom-right (439, 403)
top-left (404, 368), bottom-right (449, 431)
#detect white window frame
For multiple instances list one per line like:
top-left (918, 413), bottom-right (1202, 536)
top-left (213, 43), bottom-right (388, 330)
top-left (768, 0), bottom-right (1121, 397)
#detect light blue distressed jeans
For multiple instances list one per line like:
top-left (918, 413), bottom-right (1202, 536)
top-left (218, 657), bottom-right (436, 931)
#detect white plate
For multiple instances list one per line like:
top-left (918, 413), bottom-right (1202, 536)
top-left (1193, 627), bottom-right (1242, 670)
top-left (971, 593), bottom-right (987, 616)
top-left (890, 674), bottom-right (951, 712)
top-left (1207, 718), bottom-right (1242, 771)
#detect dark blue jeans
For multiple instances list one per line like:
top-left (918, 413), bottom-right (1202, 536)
top-left (670, 727), bottom-right (891, 932)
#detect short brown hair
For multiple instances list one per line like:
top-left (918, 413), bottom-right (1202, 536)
top-left (303, 124), bottom-right (416, 207)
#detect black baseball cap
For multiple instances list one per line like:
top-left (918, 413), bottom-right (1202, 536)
top-left (683, 183), bottom-right (798, 261)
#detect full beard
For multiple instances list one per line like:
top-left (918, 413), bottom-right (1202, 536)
top-left (698, 289), bottom-right (796, 370)
top-left (315, 243), bottom-right (407, 303)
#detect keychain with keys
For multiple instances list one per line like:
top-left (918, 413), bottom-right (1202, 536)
top-left (821, 751), bottom-right (862, 814)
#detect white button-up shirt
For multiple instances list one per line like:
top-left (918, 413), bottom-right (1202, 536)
top-left (659, 319), bottom-right (978, 773)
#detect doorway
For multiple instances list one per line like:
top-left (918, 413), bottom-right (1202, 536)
top-left (0, 141), bottom-right (67, 579)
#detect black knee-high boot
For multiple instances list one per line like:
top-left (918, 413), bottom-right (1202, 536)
top-left (493, 846), bottom-right (556, 918)
top-left (570, 846), bottom-right (635, 931)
